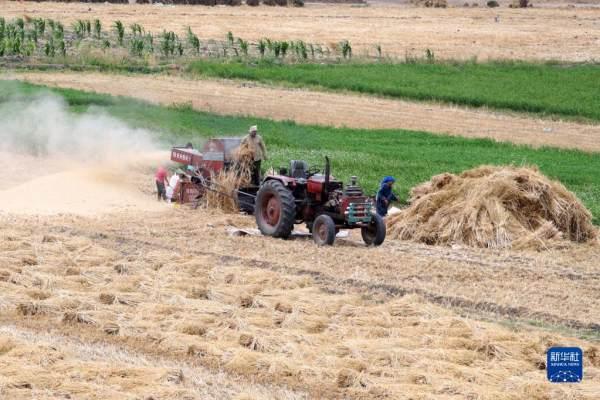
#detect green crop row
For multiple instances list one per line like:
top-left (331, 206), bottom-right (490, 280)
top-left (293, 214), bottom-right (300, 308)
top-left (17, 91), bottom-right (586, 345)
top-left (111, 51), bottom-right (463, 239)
top-left (186, 59), bottom-right (600, 123)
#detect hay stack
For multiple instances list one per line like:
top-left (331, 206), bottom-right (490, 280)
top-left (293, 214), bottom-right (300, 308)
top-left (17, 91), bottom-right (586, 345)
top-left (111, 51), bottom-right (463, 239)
top-left (203, 141), bottom-right (254, 213)
top-left (387, 166), bottom-right (596, 249)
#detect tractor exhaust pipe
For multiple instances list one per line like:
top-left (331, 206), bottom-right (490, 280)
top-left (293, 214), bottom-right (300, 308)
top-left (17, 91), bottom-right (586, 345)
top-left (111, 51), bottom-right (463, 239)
top-left (323, 156), bottom-right (330, 199)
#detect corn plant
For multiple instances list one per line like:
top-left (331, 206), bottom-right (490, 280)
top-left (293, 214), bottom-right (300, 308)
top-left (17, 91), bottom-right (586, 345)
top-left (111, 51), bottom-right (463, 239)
top-left (309, 43), bottom-right (315, 59)
top-left (15, 18), bottom-right (24, 31)
top-left (7, 21), bottom-right (25, 44)
top-left (34, 18), bottom-right (45, 36)
top-left (227, 31), bottom-right (234, 46)
top-left (114, 20), bottom-right (124, 45)
top-left (93, 19), bottom-right (101, 39)
top-left (5, 23), bottom-right (16, 40)
top-left (18, 26), bottom-right (25, 43)
top-left (131, 23), bottom-right (143, 36)
top-left (280, 41), bottom-right (289, 58)
top-left (85, 20), bottom-right (91, 36)
top-left (160, 30), bottom-right (176, 57)
top-left (3, 38), bottom-right (12, 56)
top-left (375, 44), bottom-right (382, 59)
top-left (145, 33), bottom-right (154, 54)
top-left (58, 40), bottom-right (66, 57)
top-left (23, 40), bottom-right (35, 56)
top-left (0, 42), bottom-right (4, 57)
top-left (340, 40), bottom-right (352, 59)
top-left (130, 37), bottom-right (144, 57)
top-left (295, 40), bottom-right (307, 60)
top-left (176, 40), bottom-right (184, 56)
top-left (8, 36), bottom-right (22, 55)
top-left (237, 38), bottom-right (248, 56)
top-left (272, 41), bottom-right (281, 57)
top-left (45, 37), bottom-right (55, 57)
top-left (54, 22), bottom-right (64, 40)
top-left (26, 27), bottom-right (38, 44)
top-left (47, 19), bottom-right (55, 33)
top-left (425, 48), bottom-right (435, 63)
top-left (102, 39), bottom-right (110, 51)
top-left (187, 27), bottom-right (200, 54)
top-left (257, 39), bottom-right (266, 57)
top-left (0, 17), bottom-right (5, 41)
top-left (73, 20), bottom-right (86, 39)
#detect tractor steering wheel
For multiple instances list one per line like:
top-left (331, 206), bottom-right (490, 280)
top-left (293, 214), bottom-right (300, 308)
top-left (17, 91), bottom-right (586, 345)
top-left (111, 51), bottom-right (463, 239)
top-left (306, 167), bottom-right (321, 177)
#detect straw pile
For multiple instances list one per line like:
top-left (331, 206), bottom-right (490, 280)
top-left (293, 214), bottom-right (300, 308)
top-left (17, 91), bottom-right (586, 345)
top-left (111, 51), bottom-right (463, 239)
top-left (387, 165), bottom-right (596, 249)
top-left (203, 141), bottom-right (254, 213)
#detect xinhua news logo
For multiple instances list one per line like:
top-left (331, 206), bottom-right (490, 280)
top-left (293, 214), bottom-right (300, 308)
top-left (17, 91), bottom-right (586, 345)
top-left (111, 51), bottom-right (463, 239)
top-left (547, 347), bottom-right (583, 383)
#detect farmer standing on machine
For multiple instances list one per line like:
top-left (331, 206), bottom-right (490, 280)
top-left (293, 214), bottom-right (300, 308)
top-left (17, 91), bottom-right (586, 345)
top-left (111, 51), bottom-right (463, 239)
top-left (376, 176), bottom-right (398, 217)
top-left (241, 125), bottom-right (268, 186)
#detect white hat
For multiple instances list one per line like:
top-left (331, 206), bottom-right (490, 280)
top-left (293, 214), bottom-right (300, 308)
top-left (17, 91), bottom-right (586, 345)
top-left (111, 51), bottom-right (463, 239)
top-left (249, 125), bottom-right (258, 132)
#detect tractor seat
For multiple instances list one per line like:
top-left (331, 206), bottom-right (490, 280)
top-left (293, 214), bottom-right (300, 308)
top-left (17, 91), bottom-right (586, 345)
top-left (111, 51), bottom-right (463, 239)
top-left (290, 160), bottom-right (308, 179)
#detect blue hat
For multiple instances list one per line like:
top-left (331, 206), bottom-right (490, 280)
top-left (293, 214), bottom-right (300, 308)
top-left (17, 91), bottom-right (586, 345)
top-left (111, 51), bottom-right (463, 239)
top-left (382, 176), bottom-right (396, 185)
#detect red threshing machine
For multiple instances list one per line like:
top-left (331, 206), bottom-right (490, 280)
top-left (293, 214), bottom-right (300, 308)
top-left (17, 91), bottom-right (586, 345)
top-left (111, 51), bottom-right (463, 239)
top-left (169, 138), bottom-right (257, 211)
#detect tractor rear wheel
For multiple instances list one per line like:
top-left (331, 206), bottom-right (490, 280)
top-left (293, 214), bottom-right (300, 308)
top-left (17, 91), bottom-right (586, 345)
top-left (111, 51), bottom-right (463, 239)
top-left (312, 214), bottom-right (336, 246)
top-left (361, 214), bottom-right (386, 246)
top-left (255, 180), bottom-right (295, 239)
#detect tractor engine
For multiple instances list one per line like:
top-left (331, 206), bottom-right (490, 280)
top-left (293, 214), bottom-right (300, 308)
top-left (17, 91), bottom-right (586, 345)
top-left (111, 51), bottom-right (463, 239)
top-left (255, 156), bottom-right (386, 246)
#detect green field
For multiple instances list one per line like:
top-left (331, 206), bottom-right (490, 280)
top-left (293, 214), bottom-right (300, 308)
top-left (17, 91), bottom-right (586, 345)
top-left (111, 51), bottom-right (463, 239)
top-left (2, 80), bottom-right (600, 222)
top-left (187, 60), bottom-right (600, 122)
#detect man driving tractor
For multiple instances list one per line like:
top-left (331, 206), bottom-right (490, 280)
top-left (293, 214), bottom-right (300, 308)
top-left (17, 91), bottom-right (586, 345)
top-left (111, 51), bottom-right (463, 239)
top-left (241, 125), bottom-right (268, 186)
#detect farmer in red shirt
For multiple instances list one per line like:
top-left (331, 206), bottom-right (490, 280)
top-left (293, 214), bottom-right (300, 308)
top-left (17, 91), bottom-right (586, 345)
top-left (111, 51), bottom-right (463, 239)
top-left (155, 166), bottom-right (168, 201)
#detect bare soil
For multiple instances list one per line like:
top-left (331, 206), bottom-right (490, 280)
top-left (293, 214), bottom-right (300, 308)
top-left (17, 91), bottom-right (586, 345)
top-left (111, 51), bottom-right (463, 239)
top-left (6, 71), bottom-right (600, 152)
top-left (1, 2), bottom-right (600, 61)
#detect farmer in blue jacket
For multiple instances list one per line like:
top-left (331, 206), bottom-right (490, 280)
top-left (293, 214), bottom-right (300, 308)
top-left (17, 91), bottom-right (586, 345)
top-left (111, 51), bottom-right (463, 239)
top-left (376, 176), bottom-right (398, 217)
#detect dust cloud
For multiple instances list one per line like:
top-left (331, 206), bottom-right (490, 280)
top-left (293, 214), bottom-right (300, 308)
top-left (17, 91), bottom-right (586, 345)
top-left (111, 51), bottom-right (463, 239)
top-left (0, 91), bottom-right (168, 215)
top-left (0, 92), bottom-right (158, 160)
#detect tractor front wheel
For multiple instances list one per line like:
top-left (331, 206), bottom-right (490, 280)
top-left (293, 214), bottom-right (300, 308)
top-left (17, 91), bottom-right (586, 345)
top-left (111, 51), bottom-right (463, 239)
top-left (361, 214), bottom-right (386, 246)
top-left (312, 214), bottom-right (336, 246)
top-left (255, 180), bottom-right (296, 239)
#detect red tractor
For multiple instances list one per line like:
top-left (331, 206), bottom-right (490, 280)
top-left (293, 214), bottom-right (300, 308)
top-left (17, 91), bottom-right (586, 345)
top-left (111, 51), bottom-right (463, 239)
top-left (255, 157), bottom-right (386, 246)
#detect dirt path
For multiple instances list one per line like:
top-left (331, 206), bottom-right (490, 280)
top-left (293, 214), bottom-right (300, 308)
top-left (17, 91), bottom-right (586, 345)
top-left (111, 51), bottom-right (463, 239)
top-left (1, 2), bottom-right (600, 61)
top-left (7, 71), bottom-right (600, 152)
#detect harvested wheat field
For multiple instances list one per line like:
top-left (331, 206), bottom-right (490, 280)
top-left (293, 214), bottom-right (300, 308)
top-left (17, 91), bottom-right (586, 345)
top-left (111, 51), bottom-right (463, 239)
top-left (388, 165), bottom-right (598, 249)
top-left (1, 205), bottom-right (600, 399)
top-left (0, 126), bottom-right (599, 397)
top-left (1, 1), bottom-right (600, 61)
top-left (7, 71), bottom-right (600, 152)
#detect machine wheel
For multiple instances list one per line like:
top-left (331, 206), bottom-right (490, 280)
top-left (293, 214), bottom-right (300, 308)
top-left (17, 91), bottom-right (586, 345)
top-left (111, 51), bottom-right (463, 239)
top-left (255, 180), bottom-right (296, 238)
top-left (312, 215), bottom-right (336, 246)
top-left (361, 214), bottom-right (386, 246)
top-left (236, 190), bottom-right (256, 215)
